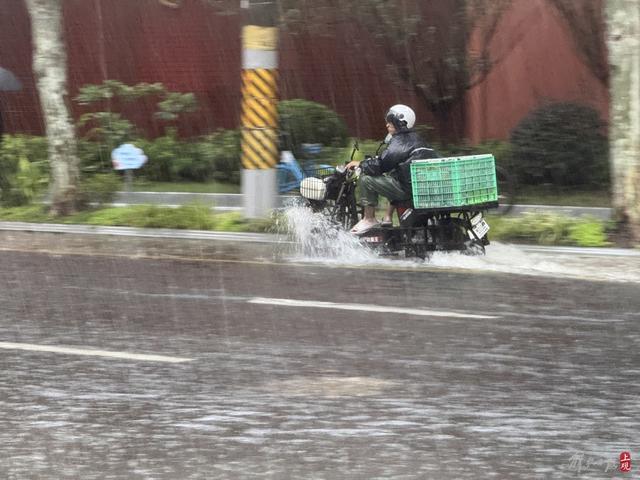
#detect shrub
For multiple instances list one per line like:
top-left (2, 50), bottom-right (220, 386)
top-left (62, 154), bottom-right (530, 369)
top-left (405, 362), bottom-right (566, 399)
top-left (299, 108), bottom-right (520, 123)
top-left (84, 204), bottom-right (217, 230)
top-left (79, 204), bottom-right (267, 231)
top-left (197, 130), bottom-right (241, 184)
top-left (134, 129), bottom-right (240, 184)
top-left (74, 80), bottom-right (200, 176)
top-left (77, 139), bottom-right (113, 174)
top-left (136, 132), bottom-right (186, 182)
top-left (279, 99), bottom-right (349, 158)
top-left (0, 204), bottom-right (52, 222)
top-left (77, 173), bottom-right (122, 209)
top-left (568, 219), bottom-right (610, 247)
top-left (77, 112), bottom-right (135, 151)
top-left (510, 102), bottom-right (609, 187)
top-left (487, 213), bottom-right (611, 247)
top-left (0, 134), bottom-right (49, 168)
top-left (75, 80), bottom-right (198, 140)
top-left (0, 135), bottom-right (49, 206)
top-left (0, 202), bottom-right (276, 232)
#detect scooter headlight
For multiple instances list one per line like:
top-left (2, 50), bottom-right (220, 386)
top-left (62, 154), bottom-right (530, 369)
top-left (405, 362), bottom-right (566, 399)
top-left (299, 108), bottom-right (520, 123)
top-left (300, 177), bottom-right (327, 201)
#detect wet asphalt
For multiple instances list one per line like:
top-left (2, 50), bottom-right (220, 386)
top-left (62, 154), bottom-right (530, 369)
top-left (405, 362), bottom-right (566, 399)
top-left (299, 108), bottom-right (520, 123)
top-left (1, 246), bottom-right (639, 479)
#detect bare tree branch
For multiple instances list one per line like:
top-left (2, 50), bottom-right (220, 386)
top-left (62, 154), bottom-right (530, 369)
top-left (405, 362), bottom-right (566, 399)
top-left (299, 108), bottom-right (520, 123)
top-left (547, 0), bottom-right (608, 86)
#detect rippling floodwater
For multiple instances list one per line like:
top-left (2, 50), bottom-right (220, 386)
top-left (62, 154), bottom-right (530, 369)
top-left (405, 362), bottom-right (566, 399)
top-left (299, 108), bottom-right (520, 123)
top-left (2, 211), bottom-right (638, 479)
top-left (282, 206), bottom-right (640, 284)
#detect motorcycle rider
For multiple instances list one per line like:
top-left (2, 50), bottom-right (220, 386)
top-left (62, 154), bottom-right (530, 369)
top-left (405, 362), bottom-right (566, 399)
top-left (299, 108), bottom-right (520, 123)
top-left (346, 104), bottom-right (438, 234)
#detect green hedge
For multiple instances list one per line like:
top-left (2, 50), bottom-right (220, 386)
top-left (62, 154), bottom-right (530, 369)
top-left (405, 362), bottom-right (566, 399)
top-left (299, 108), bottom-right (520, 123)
top-left (487, 213), bottom-right (611, 247)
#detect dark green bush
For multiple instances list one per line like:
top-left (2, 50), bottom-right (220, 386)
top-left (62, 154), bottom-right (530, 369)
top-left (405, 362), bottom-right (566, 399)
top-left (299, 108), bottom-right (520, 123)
top-left (510, 102), bottom-right (609, 187)
top-left (278, 99), bottom-right (349, 158)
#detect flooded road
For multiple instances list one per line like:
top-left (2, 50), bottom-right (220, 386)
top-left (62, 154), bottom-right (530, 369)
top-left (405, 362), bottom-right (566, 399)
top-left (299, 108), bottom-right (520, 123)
top-left (1, 247), bottom-right (639, 479)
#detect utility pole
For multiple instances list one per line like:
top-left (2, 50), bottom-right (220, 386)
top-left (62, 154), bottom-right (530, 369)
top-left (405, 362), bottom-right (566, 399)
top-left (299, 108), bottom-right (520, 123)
top-left (240, 0), bottom-right (279, 218)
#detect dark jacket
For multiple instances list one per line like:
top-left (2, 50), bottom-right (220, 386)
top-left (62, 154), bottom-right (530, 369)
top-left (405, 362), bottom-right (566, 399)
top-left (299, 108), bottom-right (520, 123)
top-left (360, 130), bottom-right (439, 189)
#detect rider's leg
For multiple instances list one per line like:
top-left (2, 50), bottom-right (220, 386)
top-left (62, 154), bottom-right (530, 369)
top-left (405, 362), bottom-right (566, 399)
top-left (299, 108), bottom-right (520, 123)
top-left (374, 175), bottom-right (409, 226)
top-left (362, 206), bottom-right (376, 221)
top-left (350, 205), bottom-right (378, 233)
top-left (352, 175), bottom-right (408, 233)
top-left (351, 175), bottom-right (381, 233)
top-left (361, 174), bottom-right (410, 207)
top-left (382, 202), bottom-right (395, 225)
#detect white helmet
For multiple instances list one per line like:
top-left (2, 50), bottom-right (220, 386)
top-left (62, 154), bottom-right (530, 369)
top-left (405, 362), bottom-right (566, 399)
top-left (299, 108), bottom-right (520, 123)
top-left (385, 104), bottom-right (416, 130)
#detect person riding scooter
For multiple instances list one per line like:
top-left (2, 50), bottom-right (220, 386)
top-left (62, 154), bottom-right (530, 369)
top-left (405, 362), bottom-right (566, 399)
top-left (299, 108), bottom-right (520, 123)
top-left (346, 104), bottom-right (439, 235)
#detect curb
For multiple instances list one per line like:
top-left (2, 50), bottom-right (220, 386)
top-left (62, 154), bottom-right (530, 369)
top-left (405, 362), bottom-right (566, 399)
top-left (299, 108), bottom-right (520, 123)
top-left (0, 222), bottom-right (293, 262)
top-left (0, 221), bottom-right (638, 259)
top-left (0, 221), bottom-right (284, 243)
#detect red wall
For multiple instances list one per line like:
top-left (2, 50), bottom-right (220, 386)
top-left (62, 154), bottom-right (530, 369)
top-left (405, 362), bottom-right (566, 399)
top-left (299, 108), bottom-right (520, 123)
top-left (0, 0), bottom-right (41, 133)
top-left (466, 0), bottom-right (608, 143)
top-left (1, 0), bottom-right (607, 143)
top-left (1, 0), bottom-right (434, 140)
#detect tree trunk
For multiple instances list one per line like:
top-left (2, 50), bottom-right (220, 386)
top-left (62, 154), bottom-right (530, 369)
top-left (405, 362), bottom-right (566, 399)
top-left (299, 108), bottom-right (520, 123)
top-left (25, 0), bottom-right (79, 215)
top-left (607, 0), bottom-right (640, 242)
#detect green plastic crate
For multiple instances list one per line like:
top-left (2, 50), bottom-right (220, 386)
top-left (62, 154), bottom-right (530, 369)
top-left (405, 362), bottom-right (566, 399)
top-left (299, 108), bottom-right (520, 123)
top-left (410, 154), bottom-right (498, 209)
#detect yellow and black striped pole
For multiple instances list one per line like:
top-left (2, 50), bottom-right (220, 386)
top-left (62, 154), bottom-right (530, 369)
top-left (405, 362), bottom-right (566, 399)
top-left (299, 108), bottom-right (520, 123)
top-left (240, 0), bottom-right (278, 218)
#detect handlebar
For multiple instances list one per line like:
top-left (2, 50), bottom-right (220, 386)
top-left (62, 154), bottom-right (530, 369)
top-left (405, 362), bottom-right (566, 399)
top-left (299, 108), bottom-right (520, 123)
top-left (340, 165), bottom-right (360, 181)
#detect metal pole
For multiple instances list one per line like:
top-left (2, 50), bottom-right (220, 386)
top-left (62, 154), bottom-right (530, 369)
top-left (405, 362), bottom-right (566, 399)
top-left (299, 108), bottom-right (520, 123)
top-left (240, 0), bottom-right (279, 218)
top-left (125, 169), bottom-right (133, 192)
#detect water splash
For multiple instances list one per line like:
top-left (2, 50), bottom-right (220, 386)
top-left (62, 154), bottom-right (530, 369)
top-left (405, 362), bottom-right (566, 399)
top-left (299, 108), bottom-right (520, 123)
top-left (280, 205), bottom-right (378, 263)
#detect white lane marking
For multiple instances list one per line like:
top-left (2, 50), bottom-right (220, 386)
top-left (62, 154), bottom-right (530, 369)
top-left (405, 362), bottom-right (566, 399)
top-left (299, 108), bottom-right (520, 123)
top-left (248, 297), bottom-right (498, 319)
top-left (0, 342), bottom-right (193, 363)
